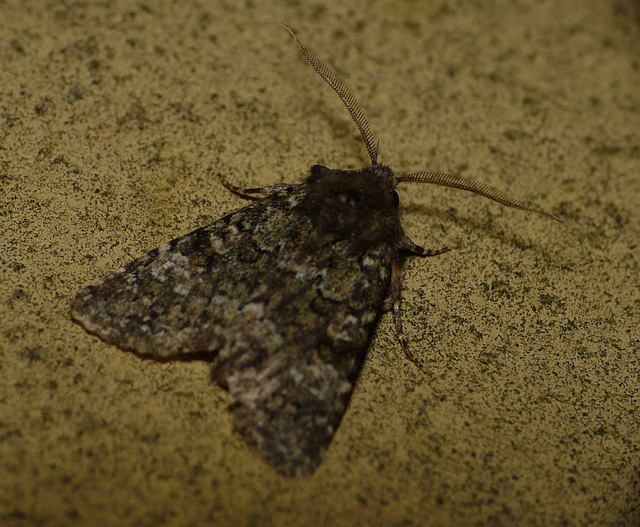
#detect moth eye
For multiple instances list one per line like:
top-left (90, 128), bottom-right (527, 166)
top-left (392, 191), bottom-right (400, 208)
top-left (339, 190), bottom-right (361, 206)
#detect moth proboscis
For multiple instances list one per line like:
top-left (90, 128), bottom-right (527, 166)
top-left (71, 23), bottom-right (560, 477)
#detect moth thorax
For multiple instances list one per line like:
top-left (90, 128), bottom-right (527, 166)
top-left (300, 164), bottom-right (403, 248)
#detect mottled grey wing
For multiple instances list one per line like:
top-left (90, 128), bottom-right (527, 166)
top-left (72, 183), bottom-right (393, 476)
top-left (72, 185), bottom-right (309, 356)
top-left (213, 239), bottom-right (393, 476)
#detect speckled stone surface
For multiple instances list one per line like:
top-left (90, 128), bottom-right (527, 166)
top-left (1, 1), bottom-right (639, 525)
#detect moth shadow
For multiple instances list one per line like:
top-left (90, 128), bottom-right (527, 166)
top-left (121, 349), bottom-right (216, 365)
top-left (296, 99), bottom-right (371, 166)
top-left (122, 348), bottom-right (229, 390)
top-left (402, 200), bottom-right (560, 258)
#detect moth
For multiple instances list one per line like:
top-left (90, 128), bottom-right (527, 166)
top-left (71, 23), bottom-right (558, 477)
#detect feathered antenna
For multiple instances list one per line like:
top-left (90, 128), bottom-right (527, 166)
top-left (283, 22), bottom-right (560, 221)
top-left (398, 171), bottom-right (561, 221)
top-left (282, 22), bottom-right (379, 166)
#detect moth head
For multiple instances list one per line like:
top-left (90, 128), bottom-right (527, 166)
top-left (300, 164), bottom-right (404, 248)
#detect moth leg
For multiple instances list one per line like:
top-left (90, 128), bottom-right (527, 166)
top-left (398, 235), bottom-right (450, 257)
top-left (390, 259), bottom-right (424, 372)
top-left (391, 246), bottom-right (448, 373)
top-left (218, 174), bottom-right (286, 200)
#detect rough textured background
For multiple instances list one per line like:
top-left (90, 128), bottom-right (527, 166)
top-left (1, 0), bottom-right (639, 525)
